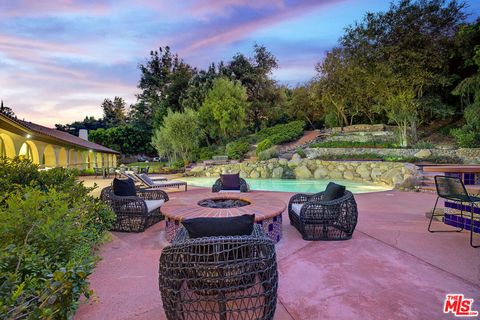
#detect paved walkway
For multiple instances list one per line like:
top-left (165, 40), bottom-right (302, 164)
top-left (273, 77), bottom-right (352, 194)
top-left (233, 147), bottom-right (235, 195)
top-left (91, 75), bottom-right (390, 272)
top-left (75, 189), bottom-right (480, 320)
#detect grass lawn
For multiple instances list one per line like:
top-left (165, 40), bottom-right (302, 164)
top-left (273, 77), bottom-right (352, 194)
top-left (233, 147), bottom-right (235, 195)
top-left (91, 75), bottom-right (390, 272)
top-left (127, 162), bottom-right (165, 173)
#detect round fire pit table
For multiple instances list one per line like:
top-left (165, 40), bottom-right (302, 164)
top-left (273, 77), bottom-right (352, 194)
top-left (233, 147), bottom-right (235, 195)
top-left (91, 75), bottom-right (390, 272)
top-left (161, 191), bottom-right (286, 243)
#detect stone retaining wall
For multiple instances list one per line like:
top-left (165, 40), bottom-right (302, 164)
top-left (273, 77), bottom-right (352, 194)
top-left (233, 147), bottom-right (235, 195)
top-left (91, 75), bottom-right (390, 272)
top-left (305, 148), bottom-right (480, 164)
top-left (190, 156), bottom-right (421, 189)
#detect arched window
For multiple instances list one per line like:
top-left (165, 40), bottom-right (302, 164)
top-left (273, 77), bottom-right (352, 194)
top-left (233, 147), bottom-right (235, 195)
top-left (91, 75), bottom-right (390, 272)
top-left (19, 142), bottom-right (33, 160)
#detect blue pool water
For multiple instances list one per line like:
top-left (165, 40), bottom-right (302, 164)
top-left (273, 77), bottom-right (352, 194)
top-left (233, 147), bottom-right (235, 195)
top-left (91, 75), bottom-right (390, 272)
top-left (179, 177), bottom-right (391, 194)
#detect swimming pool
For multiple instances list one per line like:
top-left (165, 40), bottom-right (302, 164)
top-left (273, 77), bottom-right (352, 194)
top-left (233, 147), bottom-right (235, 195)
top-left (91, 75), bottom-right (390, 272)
top-left (179, 177), bottom-right (391, 194)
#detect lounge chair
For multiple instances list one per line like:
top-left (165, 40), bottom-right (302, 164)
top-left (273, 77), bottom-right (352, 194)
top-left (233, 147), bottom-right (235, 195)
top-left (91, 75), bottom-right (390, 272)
top-left (212, 173), bottom-right (249, 192)
top-left (288, 182), bottom-right (358, 240)
top-left (428, 175), bottom-right (479, 248)
top-left (116, 170), bottom-right (167, 183)
top-left (159, 224), bottom-right (277, 320)
top-left (100, 182), bottom-right (169, 232)
top-left (133, 172), bottom-right (187, 191)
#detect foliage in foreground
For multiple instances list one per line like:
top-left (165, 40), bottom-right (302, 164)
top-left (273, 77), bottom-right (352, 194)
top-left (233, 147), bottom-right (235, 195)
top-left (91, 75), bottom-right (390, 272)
top-left (0, 158), bottom-right (114, 319)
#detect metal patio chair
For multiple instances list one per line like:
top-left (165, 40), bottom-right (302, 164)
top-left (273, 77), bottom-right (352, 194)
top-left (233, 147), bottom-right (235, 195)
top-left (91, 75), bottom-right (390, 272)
top-left (428, 175), bottom-right (479, 248)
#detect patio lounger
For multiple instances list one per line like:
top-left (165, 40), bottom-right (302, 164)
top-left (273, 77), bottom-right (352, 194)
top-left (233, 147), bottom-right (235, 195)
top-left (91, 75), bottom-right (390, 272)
top-left (134, 172), bottom-right (187, 191)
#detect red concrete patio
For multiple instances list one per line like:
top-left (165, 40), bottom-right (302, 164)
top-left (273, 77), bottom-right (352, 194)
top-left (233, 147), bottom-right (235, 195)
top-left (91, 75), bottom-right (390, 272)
top-left (75, 189), bottom-right (480, 320)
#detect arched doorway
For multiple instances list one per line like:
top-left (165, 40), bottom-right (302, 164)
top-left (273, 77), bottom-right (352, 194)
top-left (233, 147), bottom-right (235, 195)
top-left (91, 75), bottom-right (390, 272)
top-left (0, 133), bottom-right (16, 158)
top-left (43, 144), bottom-right (56, 167)
top-left (19, 141), bottom-right (40, 164)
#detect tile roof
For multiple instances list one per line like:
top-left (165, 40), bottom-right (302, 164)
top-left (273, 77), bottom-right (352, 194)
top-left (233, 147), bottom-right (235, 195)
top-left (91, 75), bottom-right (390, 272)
top-left (1, 114), bottom-right (119, 154)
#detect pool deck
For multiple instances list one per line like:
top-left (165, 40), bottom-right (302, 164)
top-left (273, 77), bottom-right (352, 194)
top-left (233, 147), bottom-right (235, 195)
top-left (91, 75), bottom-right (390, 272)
top-left (75, 188), bottom-right (480, 320)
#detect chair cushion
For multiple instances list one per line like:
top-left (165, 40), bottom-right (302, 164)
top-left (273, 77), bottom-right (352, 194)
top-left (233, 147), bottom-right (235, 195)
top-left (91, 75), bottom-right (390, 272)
top-left (291, 203), bottom-right (303, 216)
top-left (324, 182), bottom-right (346, 201)
top-left (144, 199), bottom-right (165, 212)
top-left (220, 173), bottom-right (240, 190)
top-left (113, 178), bottom-right (136, 196)
top-left (218, 190), bottom-right (241, 193)
top-left (182, 214), bottom-right (255, 239)
top-left (139, 174), bottom-right (155, 186)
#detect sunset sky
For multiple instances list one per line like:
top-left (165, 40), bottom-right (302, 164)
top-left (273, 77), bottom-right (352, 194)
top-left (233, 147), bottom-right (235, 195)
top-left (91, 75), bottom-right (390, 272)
top-left (1, 0), bottom-right (479, 127)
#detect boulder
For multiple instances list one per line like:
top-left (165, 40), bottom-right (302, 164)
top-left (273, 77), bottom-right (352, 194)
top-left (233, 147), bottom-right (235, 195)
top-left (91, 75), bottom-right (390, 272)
top-left (288, 154), bottom-right (303, 167)
top-left (314, 167), bottom-right (329, 179)
top-left (414, 149), bottom-right (432, 159)
top-left (329, 170), bottom-right (343, 179)
top-left (278, 158), bottom-right (288, 166)
top-left (343, 170), bottom-right (354, 180)
top-left (190, 165), bottom-right (205, 172)
top-left (272, 167), bottom-right (284, 179)
top-left (249, 170), bottom-right (260, 178)
top-left (294, 166), bottom-right (312, 179)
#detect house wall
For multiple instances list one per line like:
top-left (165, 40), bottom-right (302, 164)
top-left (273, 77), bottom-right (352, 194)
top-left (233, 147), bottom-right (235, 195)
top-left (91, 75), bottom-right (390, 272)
top-left (0, 127), bottom-right (117, 169)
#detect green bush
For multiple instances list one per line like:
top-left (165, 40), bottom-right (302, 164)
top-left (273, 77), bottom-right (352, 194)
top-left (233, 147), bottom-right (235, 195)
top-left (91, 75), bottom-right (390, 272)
top-left (256, 139), bottom-right (273, 156)
top-left (226, 139), bottom-right (250, 160)
top-left (0, 159), bottom-right (114, 319)
top-left (310, 141), bottom-right (395, 148)
top-left (451, 128), bottom-right (480, 148)
top-left (256, 120), bottom-right (305, 145)
top-left (197, 146), bottom-right (216, 161)
top-left (258, 146), bottom-right (278, 161)
top-left (296, 148), bottom-right (306, 158)
top-left (411, 141), bottom-right (435, 149)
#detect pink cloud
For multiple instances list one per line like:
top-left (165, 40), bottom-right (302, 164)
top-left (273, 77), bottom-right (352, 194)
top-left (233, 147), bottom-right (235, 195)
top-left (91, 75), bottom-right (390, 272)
top-left (182, 0), bottom-right (343, 54)
top-left (0, 0), bottom-right (110, 17)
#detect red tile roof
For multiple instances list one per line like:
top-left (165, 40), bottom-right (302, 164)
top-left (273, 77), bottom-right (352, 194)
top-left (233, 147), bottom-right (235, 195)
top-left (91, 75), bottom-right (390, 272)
top-left (1, 114), bottom-right (119, 154)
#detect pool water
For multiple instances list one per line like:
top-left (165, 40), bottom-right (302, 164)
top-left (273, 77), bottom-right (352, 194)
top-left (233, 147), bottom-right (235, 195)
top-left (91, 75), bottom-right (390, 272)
top-left (179, 177), bottom-right (391, 194)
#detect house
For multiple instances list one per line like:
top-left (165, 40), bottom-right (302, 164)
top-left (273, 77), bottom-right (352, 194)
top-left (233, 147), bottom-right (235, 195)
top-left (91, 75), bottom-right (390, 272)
top-left (0, 113), bottom-right (119, 169)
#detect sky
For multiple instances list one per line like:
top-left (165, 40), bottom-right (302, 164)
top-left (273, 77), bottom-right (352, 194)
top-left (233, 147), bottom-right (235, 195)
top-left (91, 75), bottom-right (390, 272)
top-left (1, 0), bottom-right (479, 127)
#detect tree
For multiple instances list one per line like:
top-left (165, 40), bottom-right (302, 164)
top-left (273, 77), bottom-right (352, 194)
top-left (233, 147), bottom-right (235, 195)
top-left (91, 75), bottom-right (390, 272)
top-left (314, 0), bottom-right (467, 143)
top-left (151, 109), bottom-right (202, 163)
top-left (0, 101), bottom-right (15, 118)
top-left (201, 77), bottom-right (249, 139)
top-left (224, 44), bottom-right (280, 130)
top-left (286, 83), bottom-right (323, 129)
top-left (55, 116), bottom-right (106, 136)
top-left (101, 97), bottom-right (127, 127)
top-left (451, 47), bottom-right (480, 146)
top-left (89, 125), bottom-right (155, 155)
top-left (135, 46), bottom-right (194, 129)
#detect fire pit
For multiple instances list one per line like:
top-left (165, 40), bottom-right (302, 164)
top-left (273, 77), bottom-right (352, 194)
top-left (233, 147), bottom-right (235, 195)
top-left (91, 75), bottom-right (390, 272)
top-left (161, 191), bottom-right (286, 243)
top-left (198, 198), bottom-right (250, 208)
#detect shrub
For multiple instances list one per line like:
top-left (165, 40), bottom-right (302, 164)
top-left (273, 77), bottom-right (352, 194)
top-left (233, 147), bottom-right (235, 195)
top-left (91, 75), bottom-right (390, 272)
top-left (258, 146), bottom-right (278, 161)
top-left (411, 141), bottom-right (435, 149)
top-left (0, 161), bottom-right (114, 319)
top-left (451, 128), bottom-right (480, 148)
top-left (256, 120), bottom-right (305, 145)
top-left (0, 157), bottom-right (40, 194)
top-left (197, 146), bottom-right (216, 161)
top-left (310, 141), bottom-right (395, 148)
top-left (296, 148), bottom-right (306, 158)
top-left (256, 139), bottom-right (273, 155)
top-left (226, 139), bottom-right (251, 160)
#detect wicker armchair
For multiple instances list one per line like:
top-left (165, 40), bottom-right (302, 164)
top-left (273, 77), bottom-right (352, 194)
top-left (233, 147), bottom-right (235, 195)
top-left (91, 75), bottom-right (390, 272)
top-left (288, 190), bottom-right (358, 241)
top-left (212, 178), bottom-right (249, 192)
top-left (159, 225), bottom-right (278, 320)
top-left (100, 186), bottom-right (169, 232)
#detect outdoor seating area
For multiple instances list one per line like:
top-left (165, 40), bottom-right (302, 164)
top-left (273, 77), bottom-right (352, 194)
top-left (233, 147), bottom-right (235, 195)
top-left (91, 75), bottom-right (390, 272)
top-left (76, 188), bottom-right (480, 319)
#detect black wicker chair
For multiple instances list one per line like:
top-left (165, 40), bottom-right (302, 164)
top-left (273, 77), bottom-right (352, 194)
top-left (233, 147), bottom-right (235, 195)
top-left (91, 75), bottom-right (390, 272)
top-left (159, 224), bottom-right (278, 320)
top-left (100, 186), bottom-right (169, 232)
top-left (212, 178), bottom-right (249, 192)
top-left (428, 175), bottom-right (479, 248)
top-left (288, 190), bottom-right (358, 241)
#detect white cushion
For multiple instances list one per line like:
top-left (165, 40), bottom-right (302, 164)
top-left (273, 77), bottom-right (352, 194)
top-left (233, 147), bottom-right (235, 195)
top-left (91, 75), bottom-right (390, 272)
top-left (218, 190), bottom-right (241, 193)
top-left (144, 200), bottom-right (164, 212)
top-left (291, 203), bottom-right (304, 216)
